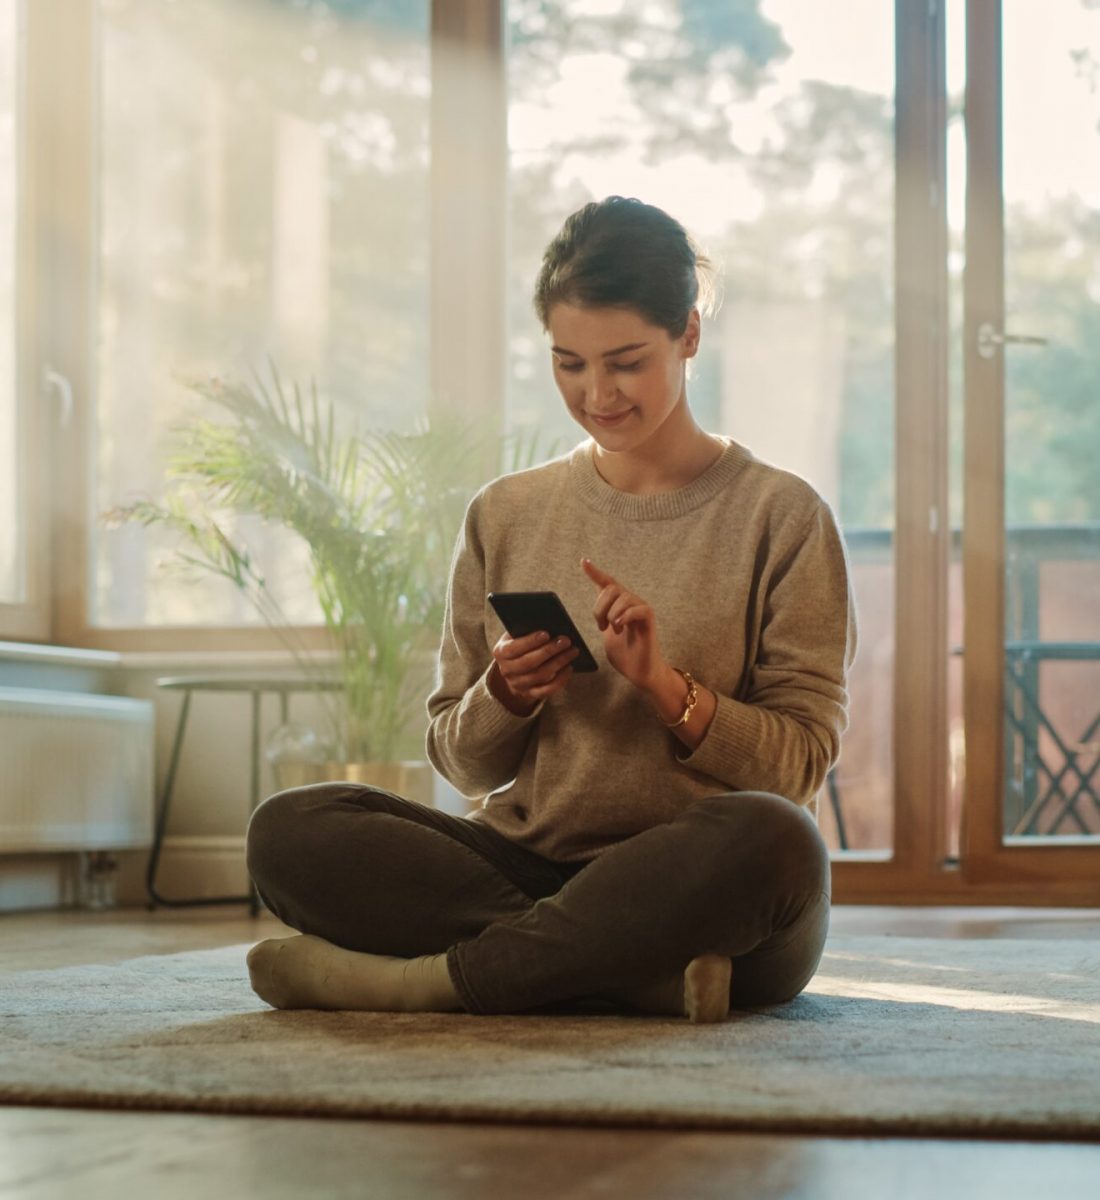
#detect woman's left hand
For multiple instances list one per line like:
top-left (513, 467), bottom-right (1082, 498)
top-left (581, 558), bottom-right (666, 692)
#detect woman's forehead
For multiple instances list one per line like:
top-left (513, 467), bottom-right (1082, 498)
top-left (546, 303), bottom-right (663, 351)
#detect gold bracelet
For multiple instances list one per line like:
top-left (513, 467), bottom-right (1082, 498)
top-left (663, 668), bottom-right (698, 729)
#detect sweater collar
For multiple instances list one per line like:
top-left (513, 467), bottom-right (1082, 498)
top-left (569, 435), bottom-right (752, 520)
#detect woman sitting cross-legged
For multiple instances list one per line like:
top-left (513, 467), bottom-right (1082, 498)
top-left (245, 195), bottom-right (858, 1023)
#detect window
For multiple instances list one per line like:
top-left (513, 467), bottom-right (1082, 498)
top-left (93, 0), bottom-right (430, 628)
top-left (23, 0), bottom-right (1098, 900)
top-left (961, 0), bottom-right (1100, 856)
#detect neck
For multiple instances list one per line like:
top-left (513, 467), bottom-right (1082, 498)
top-left (592, 405), bottom-right (722, 495)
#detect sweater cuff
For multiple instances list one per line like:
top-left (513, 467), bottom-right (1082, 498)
top-left (675, 692), bottom-right (758, 785)
top-left (463, 664), bottom-right (546, 741)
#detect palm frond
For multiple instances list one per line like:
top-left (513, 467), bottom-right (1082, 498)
top-left (107, 368), bottom-right (560, 761)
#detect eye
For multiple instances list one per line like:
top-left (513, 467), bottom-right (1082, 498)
top-left (555, 361), bottom-right (583, 373)
top-left (610, 361), bottom-right (642, 372)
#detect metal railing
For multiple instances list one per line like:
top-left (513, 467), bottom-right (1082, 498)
top-left (829, 523), bottom-right (1100, 847)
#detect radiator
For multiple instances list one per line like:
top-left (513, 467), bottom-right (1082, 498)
top-left (0, 687), bottom-right (155, 852)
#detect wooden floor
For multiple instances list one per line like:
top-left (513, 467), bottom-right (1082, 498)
top-left (2, 905), bottom-right (1100, 1199)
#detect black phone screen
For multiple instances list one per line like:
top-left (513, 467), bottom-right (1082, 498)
top-left (487, 591), bottom-right (599, 672)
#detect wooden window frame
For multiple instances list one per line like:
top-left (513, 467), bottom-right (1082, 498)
top-left (830, 0), bottom-right (956, 905)
top-left (43, 0), bottom-right (505, 655)
top-left (0, 0), bottom-right (49, 641)
top-left (957, 0), bottom-right (1100, 899)
top-left (835, 0), bottom-right (1099, 905)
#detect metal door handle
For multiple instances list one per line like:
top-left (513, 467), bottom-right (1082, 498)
top-left (977, 323), bottom-right (1049, 359)
top-left (43, 366), bottom-right (74, 427)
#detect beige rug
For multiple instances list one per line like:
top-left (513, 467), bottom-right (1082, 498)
top-left (2, 934), bottom-right (1098, 1139)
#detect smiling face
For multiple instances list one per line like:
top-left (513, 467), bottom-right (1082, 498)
top-left (547, 303), bottom-right (700, 452)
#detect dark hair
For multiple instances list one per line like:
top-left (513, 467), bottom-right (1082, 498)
top-left (532, 195), bottom-right (717, 337)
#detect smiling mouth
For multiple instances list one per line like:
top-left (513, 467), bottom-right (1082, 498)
top-left (590, 409), bottom-right (633, 425)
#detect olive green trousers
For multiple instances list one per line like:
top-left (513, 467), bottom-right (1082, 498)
top-left (246, 785), bottom-right (831, 1015)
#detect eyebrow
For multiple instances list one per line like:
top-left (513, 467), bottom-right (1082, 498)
top-left (550, 342), bottom-right (649, 358)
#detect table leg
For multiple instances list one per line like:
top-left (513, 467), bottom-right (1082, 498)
top-left (249, 689), bottom-right (262, 917)
top-left (146, 689), bottom-right (193, 910)
top-left (148, 686), bottom-right (262, 911)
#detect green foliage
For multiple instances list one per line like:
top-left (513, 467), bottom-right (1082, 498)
top-left (105, 367), bottom-right (563, 762)
top-left (1001, 198), bottom-right (1100, 524)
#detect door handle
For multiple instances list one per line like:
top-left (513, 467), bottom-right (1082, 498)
top-left (977, 322), bottom-right (1049, 360)
top-left (43, 366), bottom-right (75, 427)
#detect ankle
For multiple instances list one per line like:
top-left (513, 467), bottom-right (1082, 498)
top-left (401, 952), bottom-right (463, 1013)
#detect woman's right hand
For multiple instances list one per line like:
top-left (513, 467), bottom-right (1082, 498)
top-left (488, 630), bottom-right (580, 715)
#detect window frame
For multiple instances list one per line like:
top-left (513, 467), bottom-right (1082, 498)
top-left (44, 0), bottom-right (501, 654)
top-left (957, 0), bottom-right (1100, 896)
top-left (0, 0), bottom-right (49, 641)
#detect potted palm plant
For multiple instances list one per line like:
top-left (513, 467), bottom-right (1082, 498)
top-left (107, 368), bottom-right (557, 803)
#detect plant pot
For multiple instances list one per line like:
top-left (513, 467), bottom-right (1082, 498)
top-left (273, 760), bottom-right (435, 807)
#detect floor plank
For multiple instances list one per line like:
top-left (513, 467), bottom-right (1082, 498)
top-left (2, 905), bottom-right (1099, 1199)
top-left (2, 1108), bottom-right (1100, 1200)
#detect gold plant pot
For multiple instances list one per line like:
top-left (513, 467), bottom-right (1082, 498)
top-left (273, 760), bottom-right (435, 807)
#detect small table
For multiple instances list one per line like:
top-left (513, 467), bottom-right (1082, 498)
top-left (146, 675), bottom-right (342, 914)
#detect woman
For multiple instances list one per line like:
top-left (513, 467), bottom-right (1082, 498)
top-left (246, 195), bottom-right (857, 1023)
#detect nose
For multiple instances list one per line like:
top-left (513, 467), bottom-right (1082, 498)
top-left (584, 371), bottom-right (617, 411)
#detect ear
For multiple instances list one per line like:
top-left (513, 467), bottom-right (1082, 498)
top-left (681, 308), bottom-right (701, 359)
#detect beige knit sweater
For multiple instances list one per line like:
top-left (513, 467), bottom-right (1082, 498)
top-left (425, 436), bottom-right (857, 862)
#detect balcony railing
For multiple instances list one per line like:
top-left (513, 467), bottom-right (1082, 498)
top-left (829, 523), bottom-right (1100, 850)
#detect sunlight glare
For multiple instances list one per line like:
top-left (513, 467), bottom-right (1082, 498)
top-left (812, 976), bottom-right (1100, 1025)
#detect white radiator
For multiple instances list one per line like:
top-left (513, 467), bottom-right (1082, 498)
top-left (0, 687), bottom-right (154, 852)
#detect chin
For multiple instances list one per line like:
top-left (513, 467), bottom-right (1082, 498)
top-left (589, 428), bottom-right (637, 452)
top-left (585, 414), bottom-right (645, 444)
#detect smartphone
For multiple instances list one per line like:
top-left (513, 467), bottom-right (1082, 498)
top-left (487, 591), bottom-right (599, 672)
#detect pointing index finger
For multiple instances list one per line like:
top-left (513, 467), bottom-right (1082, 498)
top-left (581, 557), bottom-right (616, 588)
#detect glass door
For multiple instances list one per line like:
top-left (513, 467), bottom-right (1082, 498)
top-left (962, 0), bottom-right (1100, 896)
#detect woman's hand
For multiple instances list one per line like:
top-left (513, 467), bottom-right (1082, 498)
top-left (488, 630), bottom-right (580, 715)
top-left (581, 558), bottom-right (666, 691)
top-left (581, 557), bottom-right (716, 743)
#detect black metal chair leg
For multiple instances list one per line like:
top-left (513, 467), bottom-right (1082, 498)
top-left (248, 690), bottom-right (262, 916)
top-left (146, 689), bottom-right (193, 910)
top-left (827, 770), bottom-right (849, 851)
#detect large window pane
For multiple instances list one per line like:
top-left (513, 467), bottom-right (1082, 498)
top-left (94, 0), bottom-right (429, 627)
top-left (506, 0), bottom-right (896, 852)
top-left (0, 0), bottom-right (19, 605)
top-left (1000, 2), bottom-right (1100, 842)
